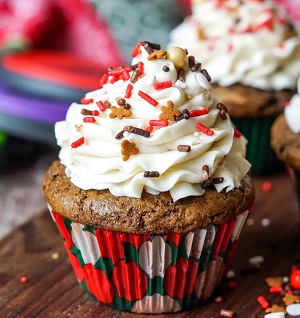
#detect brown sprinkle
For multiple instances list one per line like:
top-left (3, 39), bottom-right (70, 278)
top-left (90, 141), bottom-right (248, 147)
top-left (124, 103), bottom-right (131, 110)
top-left (188, 55), bottom-right (195, 68)
top-left (144, 41), bottom-right (161, 50)
top-left (201, 178), bottom-right (212, 189)
top-left (144, 171), bottom-right (160, 178)
top-left (174, 109), bottom-right (190, 121)
top-left (130, 70), bottom-right (140, 83)
top-left (202, 165), bottom-right (209, 177)
top-left (214, 296), bottom-right (224, 303)
top-left (212, 177), bottom-right (224, 184)
top-left (115, 130), bottom-right (125, 140)
top-left (201, 69), bottom-right (211, 82)
top-left (162, 65), bottom-right (170, 72)
top-left (104, 101), bottom-right (111, 108)
top-left (217, 103), bottom-right (228, 113)
top-left (142, 41), bottom-right (154, 54)
top-left (117, 98), bottom-right (126, 106)
top-left (220, 109), bottom-right (227, 120)
top-left (191, 63), bottom-right (201, 72)
top-left (81, 108), bottom-right (93, 115)
top-left (177, 68), bottom-right (185, 82)
top-left (123, 126), bottom-right (150, 138)
top-left (177, 145), bottom-right (191, 152)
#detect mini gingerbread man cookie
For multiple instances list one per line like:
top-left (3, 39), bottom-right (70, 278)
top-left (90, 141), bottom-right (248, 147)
top-left (265, 304), bottom-right (287, 314)
top-left (159, 101), bottom-right (180, 121)
top-left (109, 106), bottom-right (132, 119)
top-left (147, 50), bottom-right (167, 60)
top-left (121, 139), bottom-right (139, 161)
top-left (265, 277), bottom-right (284, 287)
top-left (283, 293), bottom-right (300, 306)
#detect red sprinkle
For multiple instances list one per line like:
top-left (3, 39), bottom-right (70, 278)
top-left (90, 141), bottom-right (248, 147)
top-left (154, 80), bottom-right (173, 90)
top-left (234, 128), bottom-right (242, 138)
top-left (20, 276), bottom-right (28, 283)
top-left (108, 69), bottom-right (124, 76)
top-left (96, 101), bottom-right (106, 112)
top-left (149, 120), bottom-right (169, 127)
top-left (190, 108), bottom-right (209, 117)
top-left (83, 117), bottom-right (96, 123)
top-left (110, 76), bottom-right (120, 84)
top-left (131, 41), bottom-right (143, 58)
top-left (138, 62), bottom-right (144, 75)
top-left (228, 281), bottom-right (237, 288)
top-left (81, 98), bottom-right (94, 105)
top-left (138, 91), bottom-right (158, 106)
top-left (145, 126), bottom-right (153, 132)
top-left (196, 123), bottom-right (214, 136)
top-left (262, 181), bottom-right (272, 192)
top-left (269, 286), bottom-right (283, 293)
top-left (285, 102), bottom-right (291, 107)
top-left (99, 73), bottom-right (109, 87)
top-left (257, 295), bottom-right (269, 309)
top-left (92, 110), bottom-right (99, 116)
top-left (125, 83), bottom-right (134, 98)
top-left (71, 137), bottom-right (85, 148)
top-left (122, 69), bottom-right (130, 81)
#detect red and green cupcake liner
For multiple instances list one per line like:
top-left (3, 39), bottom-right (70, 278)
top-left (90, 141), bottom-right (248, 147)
top-left (232, 116), bottom-right (284, 175)
top-left (49, 206), bottom-right (251, 313)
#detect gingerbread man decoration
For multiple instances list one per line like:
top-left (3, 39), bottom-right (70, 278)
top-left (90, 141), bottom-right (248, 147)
top-left (121, 140), bottom-right (139, 161)
top-left (109, 106), bottom-right (132, 119)
top-left (159, 100), bottom-right (180, 121)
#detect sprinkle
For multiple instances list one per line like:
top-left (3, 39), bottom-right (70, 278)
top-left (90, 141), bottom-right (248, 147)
top-left (188, 55), bottom-right (195, 68)
top-left (117, 98), bottom-right (126, 106)
top-left (234, 128), bottom-right (242, 138)
top-left (202, 165), bottom-right (209, 179)
top-left (124, 103), bottom-right (131, 110)
top-left (177, 68), bottom-right (185, 82)
top-left (75, 124), bottom-right (82, 132)
top-left (115, 130), bottom-right (125, 140)
top-left (83, 117), bottom-right (96, 123)
top-left (110, 76), bottom-right (120, 84)
top-left (143, 41), bottom-right (161, 51)
top-left (190, 109), bottom-right (209, 117)
top-left (81, 108), bottom-right (93, 115)
top-left (186, 94), bottom-right (193, 100)
top-left (217, 103), bottom-right (229, 113)
top-left (149, 120), bottom-right (168, 127)
top-left (92, 110), bottom-right (99, 116)
top-left (71, 137), bottom-right (85, 148)
top-left (220, 110), bottom-right (227, 120)
top-left (214, 296), bottom-right (224, 303)
top-left (175, 80), bottom-right (186, 89)
top-left (138, 91), bottom-right (158, 106)
top-left (138, 62), bottom-right (144, 75)
top-left (201, 69), bottom-right (211, 82)
top-left (99, 73), bottom-right (109, 87)
top-left (142, 41), bottom-right (154, 54)
top-left (95, 101), bottom-right (105, 112)
top-left (123, 126), bottom-right (150, 138)
top-left (196, 123), bottom-right (214, 136)
top-left (145, 126), bottom-right (153, 132)
top-left (257, 295), bottom-right (269, 309)
top-left (20, 276), bottom-right (28, 283)
top-left (121, 69), bottom-right (130, 81)
top-left (131, 41), bottom-right (143, 58)
top-left (162, 65), bottom-right (170, 72)
top-left (125, 83), bottom-right (134, 98)
top-left (177, 145), bottom-right (191, 152)
top-left (249, 255), bottom-right (264, 267)
top-left (226, 270), bottom-right (235, 279)
top-left (228, 281), bottom-right (237, 288)
top-left (154, 80), bottom-right (173, 90)
top-left (220, 309), bottom-right (234, 317)
top-left (191, 63), bottom-right (201, 72)
top-left (104, 101), bottom-right (111, 109)
top-left (130, 70), bottom-right (140, 83)
top-left (261, 218), bottom-right (270, 227)
top-left (81, 98), bottom-right (94, 105)
top-left (262, 181), bottom-right (272, 192)
top-left (246, 218), bottom-right (255, 226)
top-left (175, 109), bottom-right (190, 121)
top-left (51, 252), bottom-right (59, 259)
top-left (212, 177), bottom-right (224, 184)
top-left (201, 178), bottom-right (212, 189)
top-left (144, 171), bottom-right (160, 178)
top-left (286, 304), bottom-right (300, 316)
top-left (196, 72), bottom-right (211, 90)
top-left (108, 69), bottom-right (124, 76)
top-left (269, 286), bottom-right (283, 293)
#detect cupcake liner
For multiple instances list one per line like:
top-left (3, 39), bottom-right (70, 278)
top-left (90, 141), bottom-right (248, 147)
top-left (287, 166), bottom-right (300, 210)
top-left (49, 207), bottom-right (250, 313)
top-left (232, 116), bottom-right (284, 175)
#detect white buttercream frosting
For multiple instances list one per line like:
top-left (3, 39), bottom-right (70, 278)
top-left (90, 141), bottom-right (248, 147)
top-left (55, 44), bottom-right (251, 201)
top-left (284, 77), bottom-right (300, 133)
top-left (168, 0), bottom-right (300, 90)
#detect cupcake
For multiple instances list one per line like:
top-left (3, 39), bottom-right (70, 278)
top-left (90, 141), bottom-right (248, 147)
top-left (42, 41), bottom-right (255, 313)
top-left (168, 0), bottom-right (300, 175)
top-left (271, 77), bottom-right (300, 208)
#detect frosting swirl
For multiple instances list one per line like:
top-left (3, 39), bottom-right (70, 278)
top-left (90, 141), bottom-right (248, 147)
top-left (55, 43), bottom-right (251, 201)
top-left (285, 77), bottom-right (300, 133)
top-left (168, 0), bottom-right (300, 90)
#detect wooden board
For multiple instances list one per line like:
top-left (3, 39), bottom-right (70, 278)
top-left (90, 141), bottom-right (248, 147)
top-left (1, 173), bottom-right (299, 318)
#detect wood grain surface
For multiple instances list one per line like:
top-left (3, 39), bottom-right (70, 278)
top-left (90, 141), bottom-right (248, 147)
top-left (1, 169), bottom-right (300, 318)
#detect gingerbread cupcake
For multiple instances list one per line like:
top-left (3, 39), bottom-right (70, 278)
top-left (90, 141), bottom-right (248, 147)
top-left (168, 0), bottom-right (300, 175)
top-left (43, 41), bottom-right (255, 313)
top-left (271, 77), bottom-right (300, 208)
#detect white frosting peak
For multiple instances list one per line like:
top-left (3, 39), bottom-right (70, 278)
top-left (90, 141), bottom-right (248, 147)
top-left (285, 77), bottom-right (300, 133)
top-left (168, 0), bottom-right (300, 90)
top-left (56, 43), bottom-right (251, 201)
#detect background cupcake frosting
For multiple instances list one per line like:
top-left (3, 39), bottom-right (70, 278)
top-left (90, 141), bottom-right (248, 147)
top-left (55, 44), bottom-right (251, 201)
top-left (168, 0), bottom-right (300, 90)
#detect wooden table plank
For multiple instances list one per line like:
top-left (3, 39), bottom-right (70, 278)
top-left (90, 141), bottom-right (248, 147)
top-left (0, 172), bottom-right (299, 318)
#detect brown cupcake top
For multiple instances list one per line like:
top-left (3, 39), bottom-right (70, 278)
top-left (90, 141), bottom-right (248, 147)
top-left (43, 160), bottom-right (255, 234)
top-left (271, 114), bottom-right (300, 170)
top-left (212, 83), bottom-right (295, 118)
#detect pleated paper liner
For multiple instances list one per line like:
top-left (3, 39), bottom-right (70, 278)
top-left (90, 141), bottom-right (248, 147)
top-left (232, 116), bottom-right (284, 175)
top-left (287, 166), bottom-right (300, 211)
top-left (49, 206), bottom-right (251, 313)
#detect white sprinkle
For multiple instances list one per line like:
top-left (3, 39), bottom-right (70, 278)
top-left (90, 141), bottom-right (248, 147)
top-left (249, 255), bottom-right (264, 267)
top-left (226, 270), bottom-right (235, 279)
top-left (283, 276), bottom-right (289, 283)
top-left (196, 72), bottom-right (212, 91)
top-left (194, 132), bottom-right (200, 137)
top-left (264, 312), bottom-right (285, 318)
top-left (175, 80), bottom-right (187, 89)
top-left (261, 218), bottom-right (270, 227)
top-left (286, 303), bottom-right (300, 316)
top-left (123, 131), bottom-right (129, 138)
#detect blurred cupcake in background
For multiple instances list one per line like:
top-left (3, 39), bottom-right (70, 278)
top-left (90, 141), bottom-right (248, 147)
top-left (168, 0), bottom-right (300, 175)
top-left (271, 77), bottom-right (300, 209)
